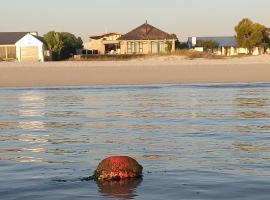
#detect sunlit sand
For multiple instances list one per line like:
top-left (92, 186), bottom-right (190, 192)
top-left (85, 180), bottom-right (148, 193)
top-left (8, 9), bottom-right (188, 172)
top-left (0, 55), bottom-right (270, 87)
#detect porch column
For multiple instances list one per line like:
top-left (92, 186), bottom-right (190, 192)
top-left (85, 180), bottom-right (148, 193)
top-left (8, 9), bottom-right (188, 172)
top-left (5, 47), bottom-right (8, 59)
top-left (171, 40), bottom-right (176, 52)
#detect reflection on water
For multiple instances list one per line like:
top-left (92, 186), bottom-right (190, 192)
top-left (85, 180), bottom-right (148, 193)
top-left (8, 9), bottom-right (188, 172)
top-left (18, 121), bottom-right (46, 130)
top-left (17, 91), bottom-right (46, 131)
top-left (0, 84), bottom-right (270, 200)
top-left (234, 97), bottom-right (269, 108)
top-left (233, 143), bottom-right (270, 153)
top-left (234, 89), bottom-right (270, 119)
top-left (97, 179), bottom-right (142, 200)
top-left (0, 121), bottom-right (83, 130)
top-left (236, 111), bottom-right (270, 119)
top-left (19, 134), bottom-right (48, 143)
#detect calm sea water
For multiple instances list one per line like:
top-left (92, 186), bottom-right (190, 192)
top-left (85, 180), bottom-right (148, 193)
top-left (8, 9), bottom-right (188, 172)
top-left (1, 83), bottom-right (270, 200)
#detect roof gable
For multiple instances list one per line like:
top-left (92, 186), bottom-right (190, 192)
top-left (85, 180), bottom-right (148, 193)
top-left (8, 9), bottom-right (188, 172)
top-left (0, 32), bottom-right (29, 45)
top-left (119, 22), bottom-right (174, 40)
top-left (15, 33), bottom-right (44, 46)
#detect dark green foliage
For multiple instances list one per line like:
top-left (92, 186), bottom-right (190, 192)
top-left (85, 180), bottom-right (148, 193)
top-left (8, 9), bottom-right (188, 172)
top-left (165, 41), bottom-right (172, 52)
top-left (197, 40), bottom-right (219, 52)
top-left (177, 42), bottom-right (189, 49)
top-left (261, 29), bottom-right (270, 53)
top-left (43, 31), bottom-right (64, 59)
top-left (43, 31), bottom-right (83, 60)
top-left (61, 32), bottom-right (83, 59)
top-left (235, 18), bottom-right (266, 54)
top-left (171, 34), bottom-right (188, 49)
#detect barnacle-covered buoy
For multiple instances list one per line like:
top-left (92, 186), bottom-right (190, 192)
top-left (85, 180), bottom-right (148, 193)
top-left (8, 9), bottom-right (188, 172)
top-left (94, 156), bottom-right (143, 181)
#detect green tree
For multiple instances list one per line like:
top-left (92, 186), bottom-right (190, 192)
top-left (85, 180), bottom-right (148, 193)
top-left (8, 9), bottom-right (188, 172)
top-left (235, 18), bottom-right (266, 54)
top-left (178, 42), bottom-right (189, 49)
top-left (261, 28), bottom-right (270, 53)
top-left (43, 31), bottom-right (64, 59)
top-left (165, 41), bottom-right (173, 52)
top-left (61, 32), bottom-right (83, 58)
top-left (197, 40), bottom-right (219, 53)
top-left (44, 31), bottom-right (83, 60)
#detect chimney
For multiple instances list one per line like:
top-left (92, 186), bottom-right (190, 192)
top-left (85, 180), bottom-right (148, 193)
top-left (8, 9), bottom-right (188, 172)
top-left (30, 32), bottom-right (38, 36)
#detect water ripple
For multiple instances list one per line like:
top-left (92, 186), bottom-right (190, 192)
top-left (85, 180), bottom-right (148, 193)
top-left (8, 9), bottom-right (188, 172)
top-left (1, 83), bottom-right (270, 199)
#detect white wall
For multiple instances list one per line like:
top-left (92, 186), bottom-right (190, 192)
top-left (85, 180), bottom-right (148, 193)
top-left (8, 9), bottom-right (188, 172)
top-left (194, 47), bottom-right (203, 52)
top-left (15, 34), bottom-right (44, 62)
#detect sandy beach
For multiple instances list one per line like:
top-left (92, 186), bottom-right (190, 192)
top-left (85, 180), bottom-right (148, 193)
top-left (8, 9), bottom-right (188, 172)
top-left (0, 55), bottom-right (270, 87)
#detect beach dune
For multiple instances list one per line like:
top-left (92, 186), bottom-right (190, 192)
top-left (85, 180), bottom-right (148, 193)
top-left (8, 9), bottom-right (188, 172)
top-left (0, 55), bottom-right (270, 87)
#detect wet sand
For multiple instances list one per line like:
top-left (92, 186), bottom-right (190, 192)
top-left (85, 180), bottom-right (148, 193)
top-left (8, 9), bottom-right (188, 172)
top-left (0, 55), bottom-right (270, 87)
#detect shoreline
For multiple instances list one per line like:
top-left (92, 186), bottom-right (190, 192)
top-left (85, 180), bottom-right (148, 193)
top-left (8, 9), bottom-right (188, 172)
top-left (0, 55), bottom-right (270, 88)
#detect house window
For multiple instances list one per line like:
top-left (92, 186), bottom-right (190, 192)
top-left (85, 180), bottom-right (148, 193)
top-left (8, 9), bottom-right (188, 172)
top-left (127, 42), bottom-right (143, 53)
top-left (93, 50), bottom-right (99, 55)
top-left (151, 41), bottom-right (166, 53)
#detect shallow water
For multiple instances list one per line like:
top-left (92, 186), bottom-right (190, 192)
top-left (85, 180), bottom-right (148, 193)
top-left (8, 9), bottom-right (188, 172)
top-left (1, 83), bottom-right (270, 200)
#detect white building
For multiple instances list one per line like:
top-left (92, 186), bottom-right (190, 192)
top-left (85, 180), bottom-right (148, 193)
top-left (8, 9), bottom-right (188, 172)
top-left (0, 32), bottom-right (50, 62)
top-left (15, 33), bottom-right (46, 62)
top-left (187, 36), bottom-right (267, 56)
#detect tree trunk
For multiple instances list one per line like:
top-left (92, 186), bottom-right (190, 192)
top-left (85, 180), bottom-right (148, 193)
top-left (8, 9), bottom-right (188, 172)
top-left (248, 47), bottom-right (252, 55)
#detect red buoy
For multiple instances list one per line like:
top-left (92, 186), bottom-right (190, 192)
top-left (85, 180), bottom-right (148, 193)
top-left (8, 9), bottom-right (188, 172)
top-left (94, 156), bottom-right (143, 181)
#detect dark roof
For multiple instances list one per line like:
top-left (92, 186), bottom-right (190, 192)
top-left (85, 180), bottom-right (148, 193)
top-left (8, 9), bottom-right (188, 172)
top-left (0, 32), bottom-right (29, 45)
top-left (188, 36), bottom-right (237, 47)
top-left (119, 22), bottom-right (175, 40)
top-left (32, 35), bottom-right (45, 43)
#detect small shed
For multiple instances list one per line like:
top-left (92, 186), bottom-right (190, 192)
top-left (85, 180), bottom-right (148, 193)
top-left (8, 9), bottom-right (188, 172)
top-left (15, 33), bottom-right (45, 62)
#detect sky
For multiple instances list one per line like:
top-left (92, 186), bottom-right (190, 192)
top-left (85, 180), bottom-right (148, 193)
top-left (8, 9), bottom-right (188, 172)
top-left (1, 0), bottom-right (270, 42)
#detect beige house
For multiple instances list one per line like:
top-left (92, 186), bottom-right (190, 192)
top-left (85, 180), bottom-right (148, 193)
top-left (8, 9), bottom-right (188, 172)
top-left (82, 32), bottom-right (122, 55)
top-left (118, 22), bottom-right (176, 54)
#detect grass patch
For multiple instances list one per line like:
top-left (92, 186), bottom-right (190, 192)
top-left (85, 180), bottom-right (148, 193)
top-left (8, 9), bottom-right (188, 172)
top-left (70, 54), bottom-right (151, 61)
top-left (227, 54), bottom-right (253, 59)
top-left (171, 49), bottom-right (224, 59)
top-left (69, 49), bottom-right (225, 61)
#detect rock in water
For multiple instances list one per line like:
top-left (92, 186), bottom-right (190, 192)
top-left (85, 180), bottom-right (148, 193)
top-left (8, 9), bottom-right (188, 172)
top-left (94, 156), bottom-right (143, 181)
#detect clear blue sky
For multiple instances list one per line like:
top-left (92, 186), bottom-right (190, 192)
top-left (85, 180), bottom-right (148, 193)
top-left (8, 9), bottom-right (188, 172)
top-left (1, 0), bottom-right (270, 41)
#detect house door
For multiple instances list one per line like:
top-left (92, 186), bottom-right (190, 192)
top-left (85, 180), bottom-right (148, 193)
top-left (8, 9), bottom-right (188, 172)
top-left (20, 46), bottom-right (39, 62)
